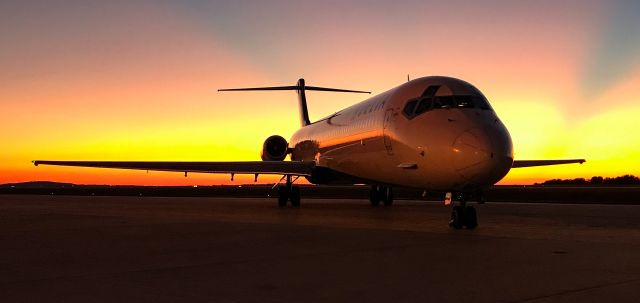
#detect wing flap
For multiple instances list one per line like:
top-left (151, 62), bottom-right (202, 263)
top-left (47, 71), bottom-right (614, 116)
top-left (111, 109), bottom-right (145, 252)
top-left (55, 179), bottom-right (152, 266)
top-left (32, 160), bottom-right (315, 176)
top-left (512, 159), bottom-right (585, 168)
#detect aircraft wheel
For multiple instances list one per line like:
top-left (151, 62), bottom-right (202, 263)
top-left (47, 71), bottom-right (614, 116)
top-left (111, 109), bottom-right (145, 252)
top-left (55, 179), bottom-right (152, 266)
top-left (369, 185), bottom-right (381, 206)
top-left (464, 206), bottom-right (478, 229)
top-left (277, 186), bottom-right (289, 207)
top-left (449, 206), bottom-right (464, 229)
top-left (290, 186), bottom-right (301, 207)
top-left (382, 186), bottom-right (393, 206)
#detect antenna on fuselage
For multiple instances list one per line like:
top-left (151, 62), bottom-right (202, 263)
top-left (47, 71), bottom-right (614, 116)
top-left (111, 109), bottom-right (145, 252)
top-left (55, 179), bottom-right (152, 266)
top-left (218, 78), bottom-right (370, 127)
top-left (407, 74), bottom-right (410, 82)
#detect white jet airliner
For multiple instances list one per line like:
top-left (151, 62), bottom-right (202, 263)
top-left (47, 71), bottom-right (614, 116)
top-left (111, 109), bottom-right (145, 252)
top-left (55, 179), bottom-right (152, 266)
top-left (34, 76), bottom-right (584, 229)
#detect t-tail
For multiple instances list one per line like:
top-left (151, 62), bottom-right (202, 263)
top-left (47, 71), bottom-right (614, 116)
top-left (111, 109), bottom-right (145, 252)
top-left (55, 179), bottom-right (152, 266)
top-left (218, 78), bottom-right (370, 127)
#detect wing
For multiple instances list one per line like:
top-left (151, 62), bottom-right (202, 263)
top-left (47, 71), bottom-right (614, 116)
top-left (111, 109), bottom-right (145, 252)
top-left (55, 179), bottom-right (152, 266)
top-left (32, 160), bottom-right (315, 176)
top-left (512, 159), bottom-right (585, 168)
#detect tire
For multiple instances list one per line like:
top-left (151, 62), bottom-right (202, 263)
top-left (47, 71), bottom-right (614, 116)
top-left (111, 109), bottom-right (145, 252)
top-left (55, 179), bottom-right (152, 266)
top-left (382, 186), bottom-right (393, 206)
top-left (277, 186), bottom-right (289, 207)
top-left (369, 185), bottom-right (381, 206)
top-left (449, 206), bottom-right (464, 229)
top-left (464, 206), bottom-right (478, 229)
top-left (290, 186), bottom-right (301, 207)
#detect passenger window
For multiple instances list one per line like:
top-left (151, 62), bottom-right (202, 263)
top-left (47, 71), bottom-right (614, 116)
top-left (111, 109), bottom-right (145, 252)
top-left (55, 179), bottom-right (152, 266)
top-left (403, 100), bottom-right (418, 117)
top-left (415, 98), bottom-right (432, 114)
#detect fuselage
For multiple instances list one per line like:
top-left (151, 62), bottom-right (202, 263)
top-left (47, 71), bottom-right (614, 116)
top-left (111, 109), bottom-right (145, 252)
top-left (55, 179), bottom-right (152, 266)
top-left (289, 76), bottom-right (514, 191)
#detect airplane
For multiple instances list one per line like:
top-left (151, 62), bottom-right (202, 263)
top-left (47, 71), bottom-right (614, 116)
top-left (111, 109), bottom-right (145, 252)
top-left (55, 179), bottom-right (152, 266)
top-left (33, 76), bottom-right (585, 229)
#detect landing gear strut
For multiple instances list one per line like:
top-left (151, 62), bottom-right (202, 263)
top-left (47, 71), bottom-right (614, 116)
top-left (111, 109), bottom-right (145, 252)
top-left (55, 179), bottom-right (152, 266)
top-left (277, 175), bottom-right (300, 207)
top-left (370, 185), bottom-right (393, 206)
top-left (449, 193), bottom-right (478, 229)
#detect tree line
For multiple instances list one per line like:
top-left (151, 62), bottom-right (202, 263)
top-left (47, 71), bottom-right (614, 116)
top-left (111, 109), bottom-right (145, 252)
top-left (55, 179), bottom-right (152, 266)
top-left (536, 175), bottom-right (640, 185)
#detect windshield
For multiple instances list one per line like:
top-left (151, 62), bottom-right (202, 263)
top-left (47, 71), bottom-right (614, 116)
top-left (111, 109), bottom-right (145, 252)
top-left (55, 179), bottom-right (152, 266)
top-left (403, 95), bottom-right (492, 118)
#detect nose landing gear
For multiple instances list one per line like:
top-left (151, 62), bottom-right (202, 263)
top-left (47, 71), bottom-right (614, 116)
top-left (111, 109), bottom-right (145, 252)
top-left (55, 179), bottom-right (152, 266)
top-left (449, 204), bottom-right (478, 229)
top-left (448, 193), bottom-right (479, 229)
top-left (370, 185), bottom-right (393, 206)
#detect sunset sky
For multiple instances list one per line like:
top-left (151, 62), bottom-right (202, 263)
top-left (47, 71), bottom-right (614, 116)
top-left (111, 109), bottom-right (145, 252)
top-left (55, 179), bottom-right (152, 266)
top-left (2, 0), bottom-right (639, 185)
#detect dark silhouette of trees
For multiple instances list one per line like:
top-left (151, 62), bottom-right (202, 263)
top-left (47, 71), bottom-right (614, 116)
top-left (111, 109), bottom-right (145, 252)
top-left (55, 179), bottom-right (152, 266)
top-left (590, 176), bottom-right (604, 184)
top-left (537, 175), bottom-right (640, 185)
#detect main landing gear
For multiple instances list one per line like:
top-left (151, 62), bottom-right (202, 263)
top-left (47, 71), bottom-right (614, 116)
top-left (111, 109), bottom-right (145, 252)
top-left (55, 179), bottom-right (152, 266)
top-left (370, 185), bottom-right (393, 206)
top-left (277, 175), bottom-right (301, 207)
top-left (448, 192), bottom-right (480, 229)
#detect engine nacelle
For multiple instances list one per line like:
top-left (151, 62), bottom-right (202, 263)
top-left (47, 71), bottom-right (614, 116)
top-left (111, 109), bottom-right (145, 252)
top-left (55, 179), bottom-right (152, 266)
top-left (261, 135), bottom-right (289, 161)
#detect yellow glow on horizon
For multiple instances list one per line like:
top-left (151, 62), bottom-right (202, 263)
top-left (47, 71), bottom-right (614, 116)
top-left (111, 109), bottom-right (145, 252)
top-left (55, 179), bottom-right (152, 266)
top-left (497, 72), bottom-right (640, 184)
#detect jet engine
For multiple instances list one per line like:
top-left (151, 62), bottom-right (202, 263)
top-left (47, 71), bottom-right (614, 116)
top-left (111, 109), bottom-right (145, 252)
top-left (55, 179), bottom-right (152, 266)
top-left (261, 135), bottom-right (289, 161)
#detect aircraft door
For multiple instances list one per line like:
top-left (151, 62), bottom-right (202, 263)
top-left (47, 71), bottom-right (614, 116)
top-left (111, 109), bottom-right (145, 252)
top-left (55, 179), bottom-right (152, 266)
top-left (383, 109), bottom-right (394, 155)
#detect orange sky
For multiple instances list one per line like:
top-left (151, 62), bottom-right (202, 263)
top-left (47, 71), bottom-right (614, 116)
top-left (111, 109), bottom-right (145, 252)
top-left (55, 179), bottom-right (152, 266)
top-left (2, 0), bottom-right (639, 185)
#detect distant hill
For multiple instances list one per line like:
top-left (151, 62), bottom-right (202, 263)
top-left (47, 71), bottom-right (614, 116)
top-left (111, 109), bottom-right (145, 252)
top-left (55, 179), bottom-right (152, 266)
top-left (0, 181), bottom-right (76, 188)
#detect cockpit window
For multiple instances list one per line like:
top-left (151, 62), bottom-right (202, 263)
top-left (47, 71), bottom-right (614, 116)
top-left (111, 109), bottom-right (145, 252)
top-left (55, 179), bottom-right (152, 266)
top-left (403, 94), bottom-right (492, 119)
top-left (415, 98), bottom-right (432, 115)
top-left (433, 96), bottom-right (455, 109)
top-left (423, 85), bottom-right (440, 97)
top-left (403, 100), bottom-right (418, 116)
top-left (455, 96), bottom-right (474, 108)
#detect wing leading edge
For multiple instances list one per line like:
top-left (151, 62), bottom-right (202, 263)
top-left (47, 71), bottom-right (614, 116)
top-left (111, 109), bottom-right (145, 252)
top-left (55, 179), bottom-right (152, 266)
top-left (32, 160), bottom-right (315, 176)
top-left (511, 159), bottom-right (585, 168)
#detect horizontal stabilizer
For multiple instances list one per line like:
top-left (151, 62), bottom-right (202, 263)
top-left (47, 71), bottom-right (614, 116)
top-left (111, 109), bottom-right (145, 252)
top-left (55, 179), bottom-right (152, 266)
top-left (512, 159), bottom-right (585, 168)
top-left (218, 85), bottom-right (370, 94)
top-left (219, 78), bottom-right (369, 127)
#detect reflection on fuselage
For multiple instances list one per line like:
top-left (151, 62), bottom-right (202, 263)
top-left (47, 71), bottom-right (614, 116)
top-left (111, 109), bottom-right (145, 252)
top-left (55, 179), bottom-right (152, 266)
top-left (290, 76), bottom-right (514, 191)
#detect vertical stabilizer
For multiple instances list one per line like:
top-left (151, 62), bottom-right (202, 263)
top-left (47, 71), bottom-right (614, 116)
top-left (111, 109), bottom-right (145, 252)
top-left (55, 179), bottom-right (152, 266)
top-left (296, 78), bottom-right (311, 127)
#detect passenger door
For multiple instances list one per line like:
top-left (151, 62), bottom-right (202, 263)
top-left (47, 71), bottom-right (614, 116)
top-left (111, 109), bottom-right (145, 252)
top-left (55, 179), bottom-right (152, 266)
top-left (383, 109), bottom-right (394, 155)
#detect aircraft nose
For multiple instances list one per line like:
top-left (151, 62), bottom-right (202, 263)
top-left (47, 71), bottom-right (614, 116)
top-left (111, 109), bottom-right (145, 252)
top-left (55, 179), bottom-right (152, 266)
top-left (452, 128), bottom-right (491, 182)
top-left (452, 127), bottom-right (513, 185)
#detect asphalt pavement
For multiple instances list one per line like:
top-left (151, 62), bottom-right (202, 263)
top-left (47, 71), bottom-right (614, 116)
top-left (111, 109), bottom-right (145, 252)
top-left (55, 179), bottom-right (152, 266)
top-left (1, 195), bottom-right (639, 302)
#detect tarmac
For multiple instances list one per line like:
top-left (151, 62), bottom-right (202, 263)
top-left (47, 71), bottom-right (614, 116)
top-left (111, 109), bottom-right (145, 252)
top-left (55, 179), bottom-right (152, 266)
top-left (1, 195), bottom-right (640, 302)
